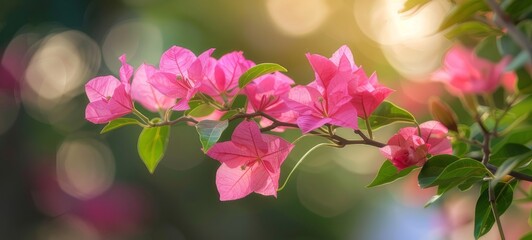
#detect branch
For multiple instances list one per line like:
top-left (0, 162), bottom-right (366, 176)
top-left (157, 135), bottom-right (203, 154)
top-left (486, 164), bottom-right (532, 182)
top-left (484, 0), bottom-right (532, 58)
top-left (330, 131), bottom-right (387, 148)
top-left (489, 184), bottom-right (506, 240)
top-left (150, 116), bottom-right (198, 126)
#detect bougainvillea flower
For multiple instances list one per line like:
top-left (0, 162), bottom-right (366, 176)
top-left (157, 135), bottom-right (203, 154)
top-left (198, 51), bottom-right (254, 103)
top-left (330, 45), bottom-right (358, 72)
top-left (380, 121), bottom-right (452, 170)
top-left (148, 46), bottom-right (213, 111)
top-left (85, 55), bottom-right (133, 124)
top-left (131, 64), bottom-right (176, 112)
top-left (416, 121), bottom-right (453, 156)
top-left (244, 72), bottom-right (296, 129)
top-left (349, 69), bottom-right (394, 119)
top-left (287, 49), bottom-right (358, 133)
top-left (432, 45), bottom-right (511, 96)
top-left (324, 45), bottom-right (393, 119)
top-left (206, 120), bottom-right (294, 201)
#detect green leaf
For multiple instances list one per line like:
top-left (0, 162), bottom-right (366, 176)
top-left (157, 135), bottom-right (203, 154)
top-left (425, 174), bottom-right (481, 207)
top-left (195, 120), bottom-right (229, 153)
top-left (229, 94), bottom-right (248, 109)
top-left (492, 127), bottom-right (532, 153)
top-left (366, 101), bottom-right (417, 130)
top-left (100, 118), bottom-right (141, 134)
top-left (138, 124), bottom-right (170, 174)
top-left (367, 161), bottom-right (417, 187)
top-left (452, 140), bottom-right (470, 157)
top-left (475, 36), bottom-right (502, 62)
top-left (439, 0), bottom-right (488, 31)
top-left (419, 157), bottom-right (488, 189)
top-left (517, 67), bottom-right (532, 94)
top-left (238, 63), bottom-right (287, 88)
top-left (502, 0), bottom-right (532, 21)
top-left (458, 177), bottom-right (481, 191)
top-left (444, 21), bottom-right (501, 39)
top-left (434, 158), bottom-right (488, 188)
top-left (492, 150), bottom-right (532, 185)
top-left (418, 155), bottom-right (459, 187)
top-left (220, 110), bottom-right (239, 121)
top-left (400, 0), bottom-right (431, 13)
top-left (186, 103), bottom-right (215, 118)
top-left (474, 182), bottom-right (515, 239)
top-left (491, 143), bottom-right (531, 166)
top-left (497, 33), bottom-right (522, 57)
top-left (521, 231), bottom-right (532, 240)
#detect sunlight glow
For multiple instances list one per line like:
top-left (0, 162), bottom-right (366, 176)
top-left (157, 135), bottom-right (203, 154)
top-left (266, 0), bottom-right (330, 36)
top-left (56, 139), bottom-right (115, 200)
top-left (354, 0), bottom-right (451, 80)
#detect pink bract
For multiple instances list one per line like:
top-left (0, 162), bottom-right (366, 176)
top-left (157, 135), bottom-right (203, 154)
top-left (198, 51), bottom-right (255, 103)
top-left (244, 72), bottom-right (297, 130)
top-left (206, 120), bottom-right (294, 201)
top-left (131, 63), bottom-right (176, 112)
top-left (148, 46), bottom-right (213, 111)
top-left (349, 70), bottom-right (393, 119)
top-left (432, 45), bottom-right (512, 96)
top-left (85, 55), bottom-right (133, 124)
top-left (329, 45), bottom-right (393, 119)
top-left (380, 121), bottom-right (452, 170)
top-left (287, 46), bottom-right (362, 133)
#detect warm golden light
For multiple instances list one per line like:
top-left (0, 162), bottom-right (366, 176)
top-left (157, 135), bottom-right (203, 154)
top-left (56, 139), bottom-right (115, 200)
top-left (354, 0), bottom-right (451, 80)
top-left (266, 0), bottom-right (330, 36)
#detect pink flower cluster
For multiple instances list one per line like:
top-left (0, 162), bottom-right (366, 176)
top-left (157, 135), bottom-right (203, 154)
top-left (84, 45), bottom-right (448, 200)
top-left (432, 45), bottom-right (516, 96)
top-left (85, 45), bottom-right (392, 129)
top-left (379, 121), bottom-right (452, 170)
top-left (287, 46), bottom-right (393, 133)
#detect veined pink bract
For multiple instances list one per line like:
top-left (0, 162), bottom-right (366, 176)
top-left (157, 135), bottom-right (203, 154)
top-left (148, 46), bottom-right (213, 111)
top-left (244, 72), bottom-right (296, 130)
top-left (85, 55), bottom-right (133, 124)
top-left (287, 47), bottom-right (360, 133)
top-left (131, 63), bottom-right (176, 112)
top-left (380, 121), bottom-right (452, 170)
top-left (206, 121), bottom-right (294, 201)
top-left (197, 51), bottom-right (255, 104)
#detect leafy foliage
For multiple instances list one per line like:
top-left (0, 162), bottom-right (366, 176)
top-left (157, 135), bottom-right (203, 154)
top-left (238, 63), bottom-right (287, 88)
top-left (195, 120), bottom-right (229, 153)
top-left (100, 118), bottom-right (142, 134)
top-left (138, 124), bottom-right (170, 174)
top-left (367, 161), bottom-right (417, 187)
top-left (364, 101), bottom-right (417, 130)
top-left (474, 182), bottom-right (516, 239)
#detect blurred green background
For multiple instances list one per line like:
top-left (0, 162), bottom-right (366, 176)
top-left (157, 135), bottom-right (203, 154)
top-left (1, 0), bottom-right (530, 239)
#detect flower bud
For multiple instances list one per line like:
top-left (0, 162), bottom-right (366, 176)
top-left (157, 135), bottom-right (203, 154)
top-left (429, 97), bottom-right (458, 133)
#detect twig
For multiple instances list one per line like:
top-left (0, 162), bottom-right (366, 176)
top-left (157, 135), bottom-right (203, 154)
top-left (484, 0), bottom-right (532, 59)
top-left (151, 116), bottom-right (198, 126)
top-left (489, 185), bottom-right (506, 240)
top-left (486, 164), bottom-right (532, 182)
